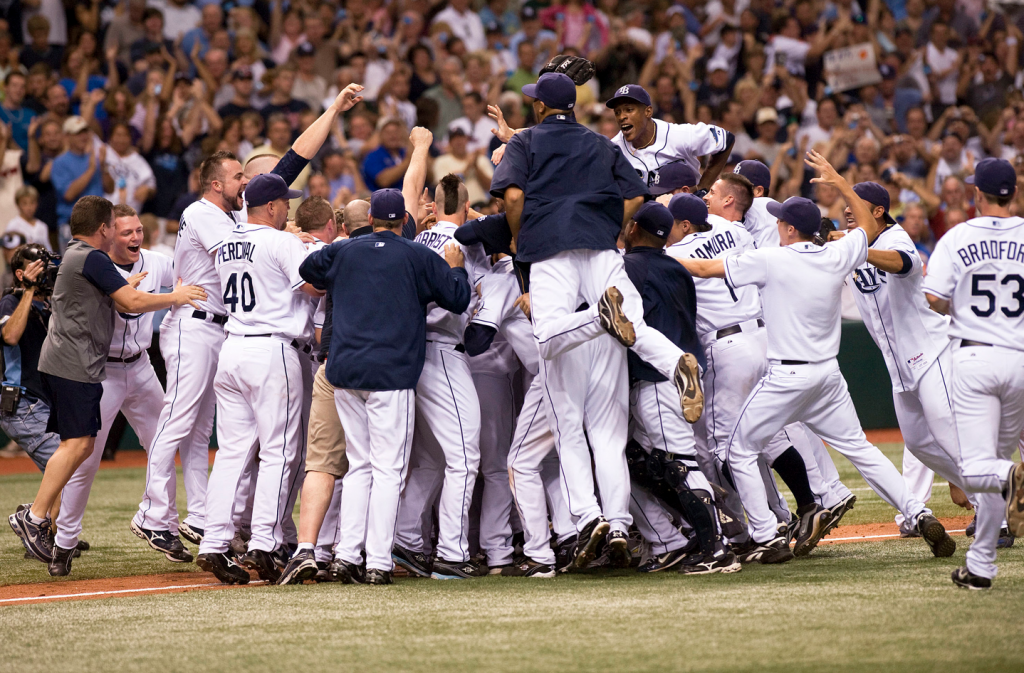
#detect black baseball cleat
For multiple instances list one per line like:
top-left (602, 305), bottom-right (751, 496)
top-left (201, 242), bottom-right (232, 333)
top-left (9, 508), bottom-right (54, 563)
top-left (679, 550), bottom-right (742, 575)
top-left (554, 535), bottom-right (577, 574)
top-left (241, 549), bottom-right (282, 582)
top-left (917, 514), bottom-right (956, 558)
top-left (130, 521), bottom-right (194, 562)
top-left (738, 537), bottom-right (794, 564)
top-left (997, 528), bottom-right (1015, 549)
top-left (821, 494), bottom-right (856, 537)
top-left (271, 543), bottom-right (297, 569)
top-left (777, 511), bottom-right (799, 546)
top-left (636, 547), bottom-right (689, 573)
top-left (178, 522), bottom-right (204, 546)
top-left (965, 516), bottom-right (976, 537)
top-left (793, 504), bottom-right (833, 557)
top-left (673, 352), bottom-right (704, 423)
top-left (75, 539), bottom-right (90, 552)
top-left (730, 538), bottom-right (758, 563)
top-left (431, 558), bottom-right (486, 580)
top-left (276, 548), bottom-right (318, 585)
top-left (606, 530), bottom-right (632, 569)
top-left (392, 544), bottom-right (433, 578)
top-left (1005, 463), bottom-right (1024, 537)
top-left (229, 531), bottom-right (248, 557)
top-left (196, 552), bottom-right (250, 585)
top-left (951, 566), bottom-right (992, 590)
top-left (48, 544), bottom-right (76, 577)
top-left (598, 287), bottom-right (636, 347)
top-left (328, 558), bottom-right (366, 584)
top-left (365, 568), bottom-right (394, 585)
top-left (500, 558), bottom-right (556, 578)
top-left (573, 517), bottom-right (611, 570)
top-left (314, 562), bottom-right (332, 583)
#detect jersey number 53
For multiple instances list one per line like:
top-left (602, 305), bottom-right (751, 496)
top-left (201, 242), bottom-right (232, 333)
top-left (223, 272), bottom-right (257, 313)
top-left (970, 273), bottom-right (1024, 318)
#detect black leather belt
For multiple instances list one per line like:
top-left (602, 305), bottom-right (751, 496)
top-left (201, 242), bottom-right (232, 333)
top-left (780, 360), bottom-right (808, 365)
top-left (427, 340), bottom-right (466, 353)
top-left (107, 352), bottom-right (142, 364)
top-left (716, 319), bottom-right (764, 340)
top-left (243, 334), bottom-right (313, 353)
top-left (961, 340), bottom-right (992, 348)
top-left (193, 310), bottom-right (228, 326)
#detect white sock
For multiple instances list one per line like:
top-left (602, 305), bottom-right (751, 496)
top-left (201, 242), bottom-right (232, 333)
top-left (27, 510), bottom-right (46, 525)
top-left (294, 542), bottom-right (315, 556)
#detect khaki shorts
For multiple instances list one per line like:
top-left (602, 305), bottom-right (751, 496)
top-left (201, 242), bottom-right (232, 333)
top-left (305, 363), bottom-right (348, 477)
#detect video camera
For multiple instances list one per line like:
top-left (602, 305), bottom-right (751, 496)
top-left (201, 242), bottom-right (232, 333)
top-left (17, 244), bottom-right (60, 295)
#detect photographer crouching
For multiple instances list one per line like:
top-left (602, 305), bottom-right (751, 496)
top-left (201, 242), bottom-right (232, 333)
top-left (8, 196), bottom-right (207, 576)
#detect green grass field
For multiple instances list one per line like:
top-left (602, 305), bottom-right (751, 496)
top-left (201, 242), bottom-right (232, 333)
top-left (2, 442), bottom-right (1022, 673)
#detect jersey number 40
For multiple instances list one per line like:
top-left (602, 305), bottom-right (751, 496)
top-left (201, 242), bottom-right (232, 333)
top-left (223, 272), bottom-right (257, 313)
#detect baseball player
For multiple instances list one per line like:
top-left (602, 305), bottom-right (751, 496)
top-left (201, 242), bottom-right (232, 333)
top-left (490, 73), bottom-right (701, 570)
top-left (194, 173), bottom-right (319, 585)
top-left (733, 160), bottom-right (782, 250)
top-left (677, 151), bottom-right (954, 564)
top-left (921, 158), bottom-right (1024, 590)
top-left (58, 206), bottom-right (180, 567)
top-left (132, 85), bottom-right (364, 554)
top-left (299, 188), bottom-right (472, 586)
top-left (393, 173), bottom-right (489, 580)
top-left (621, 202), bottom-right (740, 575)
top-left (835, 181), bottom-right (976, 534)
top-left (607, 84), bottom-right (733, 193)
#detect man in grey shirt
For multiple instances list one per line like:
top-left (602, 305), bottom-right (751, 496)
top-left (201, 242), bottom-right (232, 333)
top-left (9, 195), bottom-right (206, 577)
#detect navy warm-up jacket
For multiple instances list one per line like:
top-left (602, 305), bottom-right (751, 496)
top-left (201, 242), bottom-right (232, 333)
top-left (299, 230), bottom-right (471, 391)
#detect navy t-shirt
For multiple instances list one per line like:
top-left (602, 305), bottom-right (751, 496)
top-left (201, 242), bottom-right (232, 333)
top-left (0, 294), bottom-right (51, 402)
top-left (83, 251), bottom-right (130, 296)
top-left (489, 113), bottom-right (649, 263)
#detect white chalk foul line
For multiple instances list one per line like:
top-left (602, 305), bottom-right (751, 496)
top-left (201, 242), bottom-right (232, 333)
top-left (820, 528), bottom-right (967, 544)
top-left (0, 579), bottom-right (267, 604)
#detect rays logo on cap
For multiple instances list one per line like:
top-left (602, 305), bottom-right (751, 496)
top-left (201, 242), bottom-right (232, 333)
top-left (617, 85), bottom-right (630, 96)
top-left (652, 171), bottom-right (661, 185)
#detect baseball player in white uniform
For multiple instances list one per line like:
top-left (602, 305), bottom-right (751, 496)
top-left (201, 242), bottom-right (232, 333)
top-left (922, 158), bottom-right (1024, 590)
top-left (394, 174), bottom-right (489, 579)
top-left (678, 151), bottom-right (955, 563)
top-left (195, 174), bottom-right (318, 585)
top-left (132, 151), bottom-right (246, 552)
top-left (836, 181), bottom-right (975, 533)
top-left (607, 84), bottom-right (733, 193)
top-left (58, 207), bottom-right (178, 557)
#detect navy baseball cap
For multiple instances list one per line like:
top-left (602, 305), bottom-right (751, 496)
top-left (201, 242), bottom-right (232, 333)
top-left (522, 73), bottom-right (576, 110)
top-left (967, 158), bottom-right (1017, 197)
top-left (246, 173), bottom-right (302, 208)
top-left (369, 188), bottom-right (406, 221)
top-left (606, 84), bottom-right (652, 109)
top-left (766, 196), bottom-right (821, 235)
top-left (668, 193), bottom-right (708, 227)
top-left (633, 202), bottom-right (673, 239)
top-left (650, 162), bottom-right (699, 196)
top-left (852, 182), bottom-right (896, 224)
top-left (734, 160), bottom-right (771, 192)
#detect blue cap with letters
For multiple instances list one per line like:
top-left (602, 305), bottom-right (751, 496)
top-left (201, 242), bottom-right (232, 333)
top-left (766, 196), bottom-right (821, 235)
top-left (966, 158), bottom-right (1017, 197)
top-left (668, 193), bottom-right (708, 228)
top-left (606, 83), bottom-right (652, 109)
top-left (245, 173), bottom-right (302, 208)
top-left (650, 162), bottom-right (699, 196)
top-left (522, 73), bottom-right (577, 110)
top-left (734, 160), bottom-right (771, 192)
top-left (633, 202), bottom-right (674, 239)
top-left (370, 188), bottom-right (406, 221)
top-left (852, 182), bottom-right (897, 224)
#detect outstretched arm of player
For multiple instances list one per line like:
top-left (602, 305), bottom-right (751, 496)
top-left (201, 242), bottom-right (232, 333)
top-left (925, 293), bottom-right (950, 314)
top-left (867, 249), bottom-right (914, 274)
top-left (112, 279), bottom-right (207, 313)
top-left (805, 150), bottom-right (882, 243)
top-left (676, 257), bottom-right (726, 279)
top-left (504, 186), bottom-right (524, 240)
top-left (291, 84), bottom-right (364, 160)
top-left (299, 242), bottom-right (341, 290)
top-left (696, 132), bottom-right (736, 192)
top-left (403, 127), bottom-right (433, 225)
top-left (424, 244), bottom-right (471, 315)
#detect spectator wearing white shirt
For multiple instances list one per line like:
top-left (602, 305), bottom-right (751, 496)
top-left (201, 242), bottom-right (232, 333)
top-left (447, 91), bottom-right (498, 153)
top-left (432, 126), bottom-right (493, 206)
top-left (433, 0), bottom-right (487, 53)
top-left (151, 0), bottom-right (202, 42)
top-left (104, 123), bottom-right (156, 214)
top-left (797, 97), bottom-right (839, 153)
top-left (924, 22), bottom-right (960, 115)
top-left (6, 186), bottom-right (51, 251)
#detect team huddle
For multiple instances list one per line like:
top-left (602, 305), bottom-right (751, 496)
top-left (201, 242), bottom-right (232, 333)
top-left (10, 69), bottom-right (1024, 591)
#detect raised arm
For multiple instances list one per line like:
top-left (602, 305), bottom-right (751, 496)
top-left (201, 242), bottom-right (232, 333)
top-left (292, 84), bottom-right (365, 160)
top-left (805, 149), bottom-right (882, 242)
top-left (403, 126), bottom-right (433, 221)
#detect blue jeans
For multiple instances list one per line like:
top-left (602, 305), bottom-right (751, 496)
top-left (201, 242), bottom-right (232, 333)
top-left (0, 396), bottom-right (60, 471)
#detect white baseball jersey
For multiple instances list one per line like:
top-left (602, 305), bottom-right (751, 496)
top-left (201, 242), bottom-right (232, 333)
top-left (846, 225), bottom-right (951, 392)
top-left (110, 249), bottom-right (175, 358)
top-left (470, 256), bottom-right (537, 376)
top-left (611, 118), bottom-right (729, 190)
top-left (922, 215), bottom-right (1024, 350)
top-left (744, 196), bottom-right (781, 249)
top-left (667, 214), bottom-right (761, 338)
top-left (214, 223), bottom-right (314, 342)
top-left (414, 220), bottom-right (489, 345)
top-left (171, 198), bottom-right (241, 319)
top-left (725, 226), bottom-right (869, 363)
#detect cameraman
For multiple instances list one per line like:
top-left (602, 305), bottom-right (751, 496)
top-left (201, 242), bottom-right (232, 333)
top-left (0, 245), bottom-right (60, 486)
